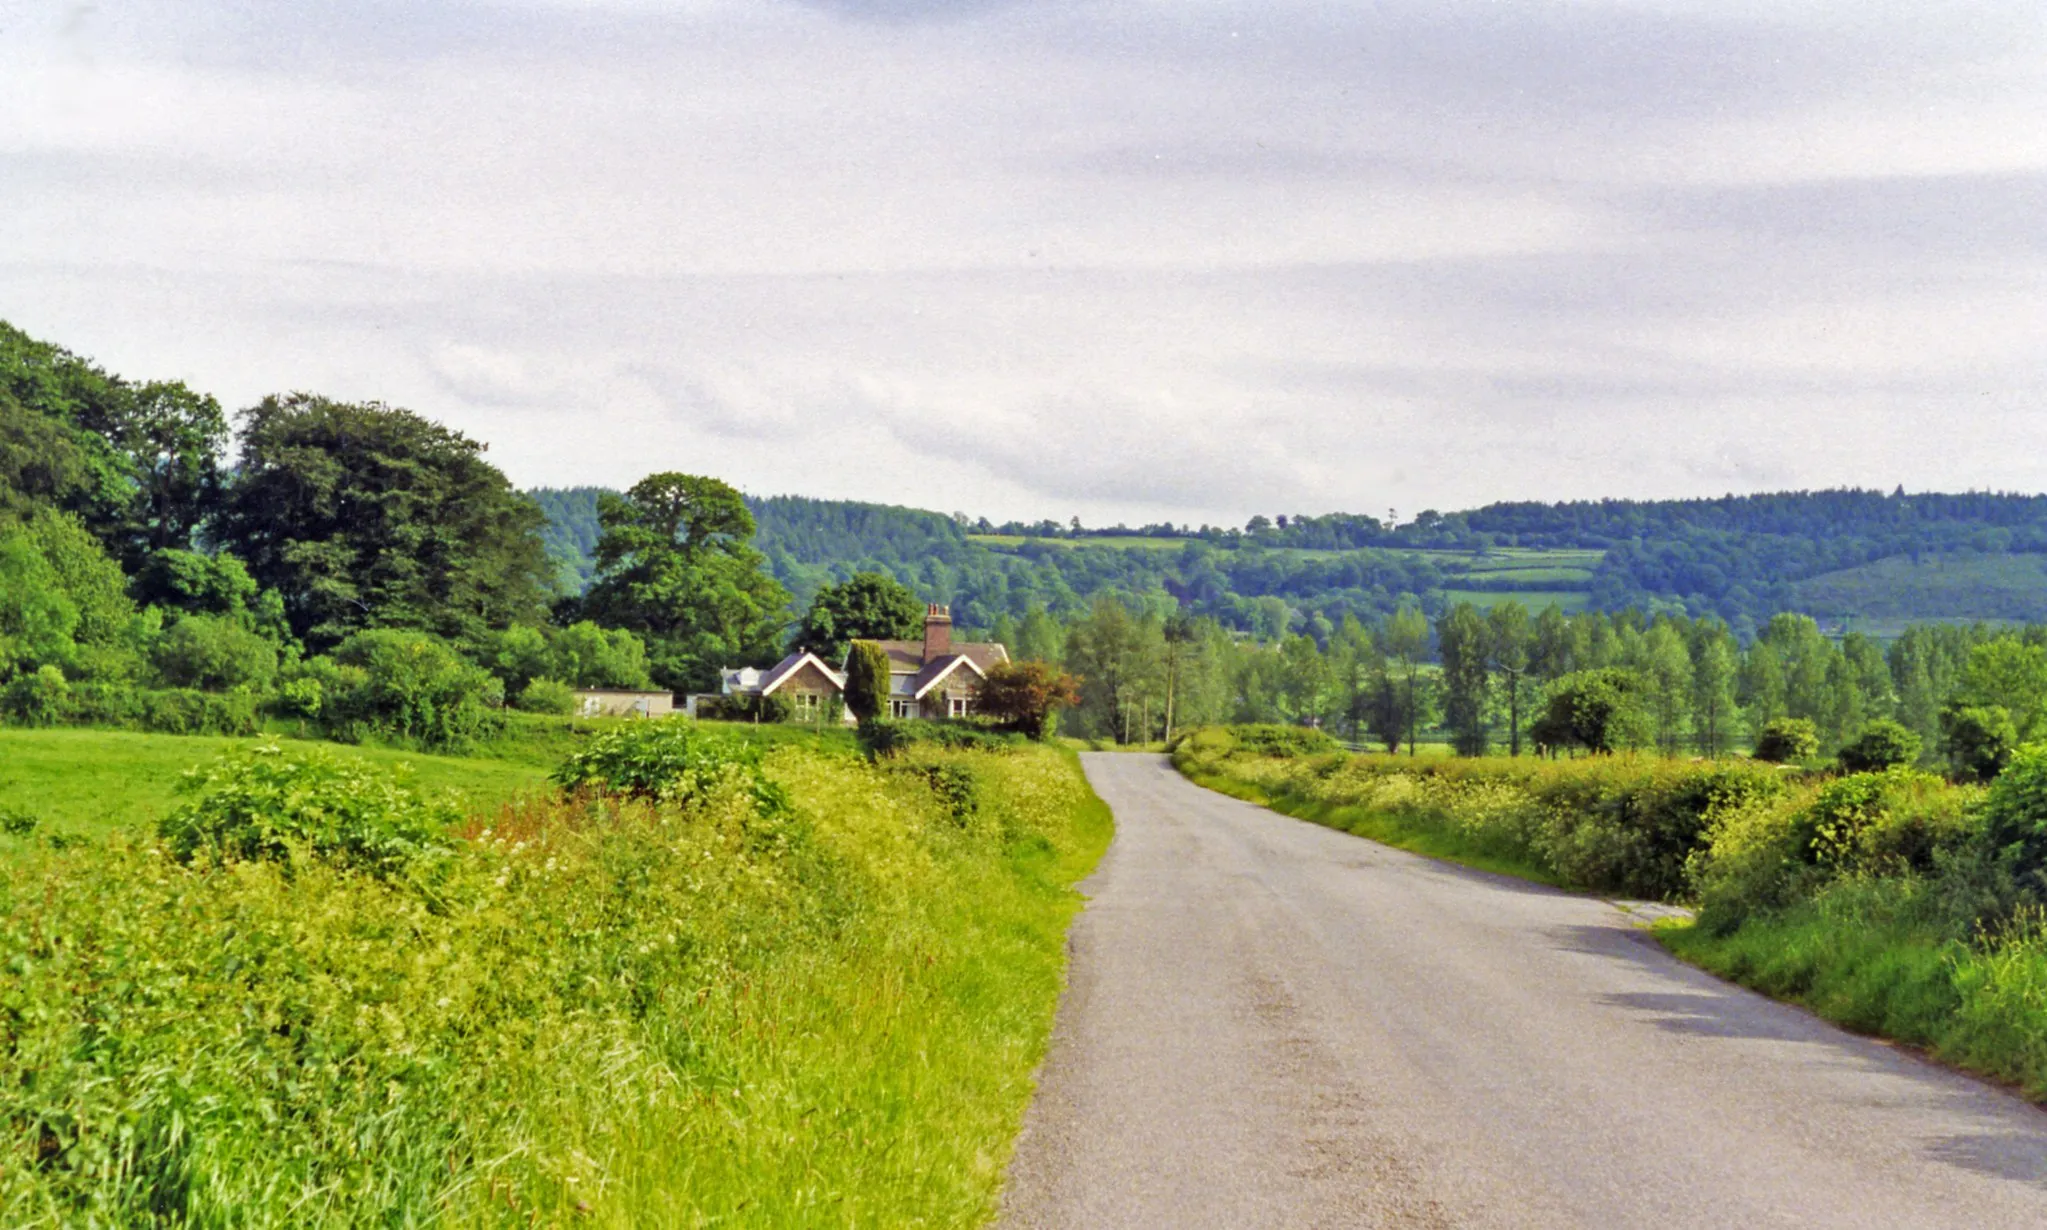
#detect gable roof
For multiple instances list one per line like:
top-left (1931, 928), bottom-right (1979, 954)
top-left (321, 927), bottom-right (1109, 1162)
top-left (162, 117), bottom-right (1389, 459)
top-left (912, 653), bottom-right (987, 699)
top-left (868, 639), bottom-right (1011, 674)
top-left (757, 651), bottom-right (847, 697)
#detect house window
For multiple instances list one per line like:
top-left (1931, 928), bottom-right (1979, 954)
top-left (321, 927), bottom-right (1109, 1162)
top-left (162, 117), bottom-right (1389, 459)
top-left (890, 698), bottom-right (915, 719)
top-left (791, 692), bottom-right (821, 720)
top-left (949, 695), bottom-right (969, 718)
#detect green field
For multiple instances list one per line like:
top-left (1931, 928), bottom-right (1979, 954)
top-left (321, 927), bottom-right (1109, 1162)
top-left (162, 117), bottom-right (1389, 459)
top-left (1793, 552), bottom-right (2047, 623)
top-left (1438, 588), bottom-right (1590, 613)
top-left (0, 728), bottom-right (549, 843)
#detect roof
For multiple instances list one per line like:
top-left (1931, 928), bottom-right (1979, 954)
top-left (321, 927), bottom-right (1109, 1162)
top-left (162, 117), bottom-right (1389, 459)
top-left (912, 654), bottom-right (987, 699)
top-left (868, 639), bottom-right (1010, 674)
top-left (758, 651), bottom-right (847, 697)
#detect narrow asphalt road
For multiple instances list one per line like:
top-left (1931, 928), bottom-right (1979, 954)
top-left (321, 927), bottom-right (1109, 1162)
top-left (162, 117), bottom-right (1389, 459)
top-left (1000, 754), bottom-right (2047, 1229)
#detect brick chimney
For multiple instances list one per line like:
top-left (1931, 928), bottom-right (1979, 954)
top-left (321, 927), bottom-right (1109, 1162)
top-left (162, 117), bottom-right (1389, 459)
top-left (923, 604), bottom-right (952, 662)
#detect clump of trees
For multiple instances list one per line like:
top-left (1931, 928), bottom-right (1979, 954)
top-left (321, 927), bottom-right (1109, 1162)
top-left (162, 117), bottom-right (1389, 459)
top-left (0, 321), bottom-right (789, 750)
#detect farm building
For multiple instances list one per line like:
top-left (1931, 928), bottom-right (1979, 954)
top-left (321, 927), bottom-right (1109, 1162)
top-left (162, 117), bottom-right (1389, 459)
top-left (572, 688), bottom-right (676, 718)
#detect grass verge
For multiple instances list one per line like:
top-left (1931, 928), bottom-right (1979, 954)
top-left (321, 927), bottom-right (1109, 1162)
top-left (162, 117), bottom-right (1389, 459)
top-left (1656, 885), bottom-right (2047, 1100)
top-left (1176, 764), bottom-right (1566, 888)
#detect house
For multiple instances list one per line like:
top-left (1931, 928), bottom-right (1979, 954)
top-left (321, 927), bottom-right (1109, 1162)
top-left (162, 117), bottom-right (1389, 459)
top-left (702, 604), bottom-right (1007, 722)
top-left (869, 605), bottom-right (1008, 720)
top-left (572, 688), bottom-right (676, 718)
top-left (702, 651), bottom-right (849, 723)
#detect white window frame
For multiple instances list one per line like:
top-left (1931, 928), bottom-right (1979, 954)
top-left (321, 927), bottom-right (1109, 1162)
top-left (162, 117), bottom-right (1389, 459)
top-left (890, 698), bottom-right (915, 719)
top-left (949, 695), bottom-right (969, 718)
top-left (790, 691), bottom-right (821, 720)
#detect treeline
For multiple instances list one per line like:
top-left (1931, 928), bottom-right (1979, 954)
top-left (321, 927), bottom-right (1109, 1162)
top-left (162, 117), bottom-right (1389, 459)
top-left (1025, 593), bottom-right (2041, 780)
top-left (0, 323), bottom-right (797, 746)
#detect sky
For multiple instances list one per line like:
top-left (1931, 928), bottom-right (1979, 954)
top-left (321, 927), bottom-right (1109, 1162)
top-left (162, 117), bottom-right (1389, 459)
top-left (2, 0), bottom-right (2042, 528)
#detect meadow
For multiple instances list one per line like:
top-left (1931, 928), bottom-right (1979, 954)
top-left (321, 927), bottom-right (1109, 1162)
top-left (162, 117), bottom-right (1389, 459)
top-left (0, 724), bottom-right (1111, 1226)
top-left (1173, 725), bottom-right (2047, 1101)
top-left (0, 728), bottom-right (548, 844)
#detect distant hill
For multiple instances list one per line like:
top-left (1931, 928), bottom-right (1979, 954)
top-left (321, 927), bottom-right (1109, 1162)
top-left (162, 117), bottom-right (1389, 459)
top-left (531, 486), bottom-right (2047, 638)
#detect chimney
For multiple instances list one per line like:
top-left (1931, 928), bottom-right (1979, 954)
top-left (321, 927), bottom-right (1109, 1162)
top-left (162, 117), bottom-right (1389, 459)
top-left (923, 604), bottom-right (952, 662)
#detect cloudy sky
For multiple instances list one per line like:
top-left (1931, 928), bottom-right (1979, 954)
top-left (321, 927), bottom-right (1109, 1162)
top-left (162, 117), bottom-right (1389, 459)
top-left (3, 1), bottom-right (2042, 526)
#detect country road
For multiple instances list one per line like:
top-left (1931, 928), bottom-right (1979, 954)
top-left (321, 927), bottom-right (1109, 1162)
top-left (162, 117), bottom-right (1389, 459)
top-left (999, 754), bottom-right (2047, 1229)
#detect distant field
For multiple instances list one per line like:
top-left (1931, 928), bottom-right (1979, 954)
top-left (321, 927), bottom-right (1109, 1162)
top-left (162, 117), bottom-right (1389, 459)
top-left (969, 536), bottom-right (1604, 570)
top-left (1457, 566), bottom-right (1598, 584)
top-left (0, 729), bottom-right (549, 844)
top-left (1793, 552), bottom-right (2047, 623)
top-left (1438, 589), bottom-right (1591, 613)
top-left (969, 534), bottom-right (1186, 551)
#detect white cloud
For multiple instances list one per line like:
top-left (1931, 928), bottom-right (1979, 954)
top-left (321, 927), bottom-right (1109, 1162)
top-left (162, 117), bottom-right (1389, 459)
top-left (0, 0), bottom-right (2041, 525)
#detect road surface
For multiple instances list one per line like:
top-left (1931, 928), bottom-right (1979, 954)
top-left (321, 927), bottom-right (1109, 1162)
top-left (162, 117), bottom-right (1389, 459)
top-left (1000, 754), bottom-right (2047, 1229)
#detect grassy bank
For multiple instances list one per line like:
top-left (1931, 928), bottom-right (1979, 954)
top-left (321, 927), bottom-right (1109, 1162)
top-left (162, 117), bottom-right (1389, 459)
top-left (0, 728), bottom-right (1111, 1225)
top-left (1174, 725), bottom-right (2047, 1101)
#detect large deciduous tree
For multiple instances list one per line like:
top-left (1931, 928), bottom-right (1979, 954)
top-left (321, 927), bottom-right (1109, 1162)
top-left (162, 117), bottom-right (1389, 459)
top-left (579, 472), bottom-right (790, 692)
top-left (0, 323), bottom-right (228, 564)
top-left (794, 572), bottom-right (923, 662)
top-left (215, 394), bottom-right (552, 650)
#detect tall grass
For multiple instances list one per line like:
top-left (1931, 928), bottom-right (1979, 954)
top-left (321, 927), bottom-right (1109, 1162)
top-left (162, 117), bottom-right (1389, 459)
top-left (0, 740), bottom-right (1109, 1225)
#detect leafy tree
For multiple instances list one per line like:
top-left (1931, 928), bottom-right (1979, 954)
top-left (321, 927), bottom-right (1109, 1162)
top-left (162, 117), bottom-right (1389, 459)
top-left (844, 640), bottom-right (891, 722)
top-left (1982, 745), bottom-right (2047, 901)
top-left (217, 394), bottom-right (551, 650)
top-left (547, 620), bottom-right (654, 690)
top-left (1530, 669), bottom-right (1653, 755)
top-left (1837, 719), bottom-right (1923, 773)
top-left (1689, 623), bottom-right (1739, 757)
top-left (1637, 621), bottom-right (1693, 754)
top-left (1437, 602), bottom-right (1491, 756)
top-left (1753, 717), bottom-right (1820, 764)
top-left (1952, 639), bottom-right (2047, 742)
top-left (1379, 605), bottom-right (1431, 755)
top-left (794, 572), bottom-right (923, 661)
top-left (1940, 703), bottom-right (2016, 782)
top-left (0, 389), bottom-right (96, 519)
top-left (1486, 602), bottom-right (1532, 756)
top-left (580, 473), bottom-right (789, 691)
top-left (978, 660), bottom-right (1081, 738)
top-left (0, 523), bottom-right (80, 675)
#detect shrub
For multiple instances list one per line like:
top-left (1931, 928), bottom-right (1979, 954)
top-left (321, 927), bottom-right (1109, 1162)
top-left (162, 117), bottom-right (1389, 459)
top-left (138, 687), bottom-right (261, 736)
top-left (1223, 724), bottom-right (1340, 757)
top-left (551, 720), bottom-right (790, 817)
top-left (844, 640), bottom-right (890, 723)
top-left (2, 663), bottom-right (69, 725)
top-left (516, 676), bottom-right (578, 715)
top-left (151, 613), bottom-right (281, 691)
top-left (860, 718), bottom-right (1021, 756)
top-left (1838, 719), bottom-right (1923, 773)
top-left (320, 629), bottom-right (504, 748)
top-left (158, 742), bottom-right (457, 877)
top-left (1753, 717), bottom-right (1819, 764)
